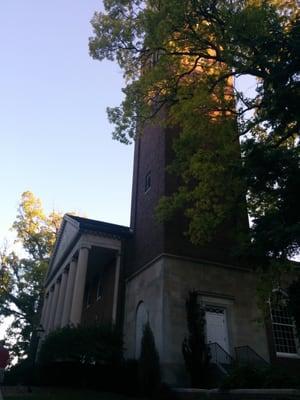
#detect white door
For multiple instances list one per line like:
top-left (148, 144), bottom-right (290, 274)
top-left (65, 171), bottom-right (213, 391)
top-left (205, 306), bottom-right (229, 355)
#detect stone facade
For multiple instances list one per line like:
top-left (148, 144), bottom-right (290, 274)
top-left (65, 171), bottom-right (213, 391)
top-left (123, 254), bottom-right (272, 385)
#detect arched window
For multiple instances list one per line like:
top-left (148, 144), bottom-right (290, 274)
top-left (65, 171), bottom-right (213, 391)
top-left (270, 290), bottom-right (298, 356)
top-left (135, 301), bottom-right (148, 359)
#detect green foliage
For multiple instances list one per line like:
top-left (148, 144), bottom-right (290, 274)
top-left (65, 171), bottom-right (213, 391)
top-left (243, 142), bottom-right (300, 261)
top-left (12, 191), bottom-right (61, 261)
top-left (221, 364), bottom-right (300, 389)
top-left (38, 324), bottom-right (123, 365)
top-left (287, 278), bottom-right (300, 340)
top-left (0, 191), bottom-right (62, 360)
top-left (138, 321), bottom-right (161, 397)
top-left (3, 358), bottom-right (34, 386)
top-left (255, 261), bottom-right (293, 317)
top-left (182, 290), bottom-right (211, 388)
top-left (90, 0), bottom-right (300, 263)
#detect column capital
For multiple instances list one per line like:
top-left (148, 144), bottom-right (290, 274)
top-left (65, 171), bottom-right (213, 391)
top-left (79, 244), bottom-right (92, 251)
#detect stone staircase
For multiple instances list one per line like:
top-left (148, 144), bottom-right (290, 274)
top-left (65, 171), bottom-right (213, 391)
top-left (207, 342), bottom-right (269, 378)
top-left (173, 345), bottom-right (300, 399)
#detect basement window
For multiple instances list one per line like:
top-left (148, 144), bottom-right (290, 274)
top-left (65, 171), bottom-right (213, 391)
top-left (145, 171), bottom-right (151, 193)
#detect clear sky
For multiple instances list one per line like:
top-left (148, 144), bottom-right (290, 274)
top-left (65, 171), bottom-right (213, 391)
top-left (0, 0), bottom-right (133, 245)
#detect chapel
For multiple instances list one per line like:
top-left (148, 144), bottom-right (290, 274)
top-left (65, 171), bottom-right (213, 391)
top-left (40, 109), bottom-right (300, 385)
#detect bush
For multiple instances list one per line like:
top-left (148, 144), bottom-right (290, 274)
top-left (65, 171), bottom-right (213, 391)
top-left (38, 324), bottom-right (123, 365)
top-left (5, 328), bottom-right (140, 394)
top-left (36, 361), bottom-right (129, 390)
top-left (32, 324), bottom-right (124, 390)
top-left (221, 365), bottom-right (300, 390)
top-left (182, 291), bottom-right (212, 388)
top-left (138, 322), bottom-right (161, 397)
top-left (4, 359), bottom-right (34, 385)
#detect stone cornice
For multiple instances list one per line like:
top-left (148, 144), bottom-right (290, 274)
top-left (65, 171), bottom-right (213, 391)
top-left (126, 252), bottom-right (253, 283)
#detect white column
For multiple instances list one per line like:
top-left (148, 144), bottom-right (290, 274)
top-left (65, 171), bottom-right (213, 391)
top-left (61, 259), bottom-right (77, 327)
top-left (53, 269), bottom-right (68, 329)
top-left (112, 252), bottom-right (121, 325)
top-left (48, 280), bottom-right (60, 333)
top-left (44, 287), bottom-right (54, 334)
top-left (70, 247), bottom-right (90, 326)
top-left (40, 293), bottom-right (49, 329)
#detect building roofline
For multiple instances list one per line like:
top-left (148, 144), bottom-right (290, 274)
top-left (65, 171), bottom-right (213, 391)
top-left (66, 214), bottom-right (132, 237)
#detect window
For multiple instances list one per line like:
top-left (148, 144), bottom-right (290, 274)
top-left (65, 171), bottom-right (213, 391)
top-left (96, 279), bottom-right (102, 301)
top-left (145, 171), bottom-right (151, 193)
top-left (270, 290), bottom-right (298, 356)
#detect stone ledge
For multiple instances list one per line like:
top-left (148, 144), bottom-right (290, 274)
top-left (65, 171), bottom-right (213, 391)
top-left (174, 388), bottom-right (300, 399)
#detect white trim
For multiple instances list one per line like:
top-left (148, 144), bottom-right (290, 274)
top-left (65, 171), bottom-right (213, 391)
top-left (276, 352), bottom-right (300, 359)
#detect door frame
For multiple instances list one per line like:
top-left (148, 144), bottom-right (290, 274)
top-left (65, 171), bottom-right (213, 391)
top-left (200, 295), bottom-right (234, 355)
top-left (205, 305), bottom-right (230, 354)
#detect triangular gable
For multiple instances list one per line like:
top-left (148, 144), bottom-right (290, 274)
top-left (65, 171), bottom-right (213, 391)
top-left (47, 215), bottom-right (80, 278)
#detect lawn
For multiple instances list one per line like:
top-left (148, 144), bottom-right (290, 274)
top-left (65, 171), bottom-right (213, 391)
top-left (1, 387), bottom-right (137, 400)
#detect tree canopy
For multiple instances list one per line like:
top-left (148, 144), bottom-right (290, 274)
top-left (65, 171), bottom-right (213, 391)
top-left (89, 0), bottom-right (300, 264)
top-left (0, 191), bottom-right (62, 360)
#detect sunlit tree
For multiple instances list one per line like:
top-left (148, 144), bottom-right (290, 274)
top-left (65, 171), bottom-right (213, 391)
top-left (89, 0), bottom-right (300, 265)
top-left (0, 191), bottom-right (62, 360)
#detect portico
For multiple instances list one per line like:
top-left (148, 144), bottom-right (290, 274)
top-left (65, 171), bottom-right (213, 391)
top-left (40, 215), bottom-right (131, 335)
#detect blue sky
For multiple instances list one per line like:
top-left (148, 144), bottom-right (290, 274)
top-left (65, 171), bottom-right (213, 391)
top-left (0, 1), bottom-right (134, 244)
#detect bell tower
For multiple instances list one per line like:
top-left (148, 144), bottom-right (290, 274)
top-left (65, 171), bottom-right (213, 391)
top-left (128, 111), bottom-right (248, 277)
top-left (124, 103), bottom-right (268, 388)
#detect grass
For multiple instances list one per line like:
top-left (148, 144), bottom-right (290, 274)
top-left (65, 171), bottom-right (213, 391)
top-left (2, 387), bottom-right (137, 400)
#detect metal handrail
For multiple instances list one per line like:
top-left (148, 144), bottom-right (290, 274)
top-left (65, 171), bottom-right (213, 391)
top-left (235, 345), bottom-right (269, 367)
top-left (207, 342), bottom-right (234, 365)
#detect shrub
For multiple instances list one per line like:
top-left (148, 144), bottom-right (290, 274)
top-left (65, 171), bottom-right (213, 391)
top-left (182, 290), bottom-right (211, 388)
top-left (138, 321), bottom-right (161, 397)
top-left (38, 324), bottom-right (123, 365)
top-left (35, 324), bottom-right (124, 389)
top-left (4, 359), bottom-right (33, 385)
top-left (221, 365), bottom-right (300, 390)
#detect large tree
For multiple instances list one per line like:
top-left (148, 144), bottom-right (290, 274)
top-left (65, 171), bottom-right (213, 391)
top-left (89, 0), bottom-right (300, 265)
top-left (0, 191), bottom-right (62, 360)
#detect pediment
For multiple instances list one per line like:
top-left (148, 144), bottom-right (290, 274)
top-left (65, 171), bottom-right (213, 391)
top-left (47, 215), bottom-right (79, 277)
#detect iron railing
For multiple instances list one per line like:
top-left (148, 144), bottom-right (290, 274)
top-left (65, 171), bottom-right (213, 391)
top-left (235, 345), bottom-right (269, 368)
top-left (207, 342), bottom-right (234, 375)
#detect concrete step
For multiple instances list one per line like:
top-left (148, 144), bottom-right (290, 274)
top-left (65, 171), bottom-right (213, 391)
top-left (174, 388), bottom-right (300, 400)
